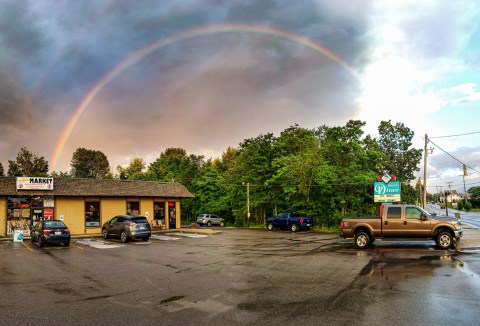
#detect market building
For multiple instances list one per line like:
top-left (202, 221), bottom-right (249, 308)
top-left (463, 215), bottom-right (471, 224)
top-left (0, 177), bottom-right (194, 238)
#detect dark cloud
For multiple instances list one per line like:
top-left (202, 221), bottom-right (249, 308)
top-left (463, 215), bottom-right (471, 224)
top-left (0, 0), bottom-right (371, 171)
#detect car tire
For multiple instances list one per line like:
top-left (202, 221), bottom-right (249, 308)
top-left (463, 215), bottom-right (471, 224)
top-left (64, 240), bottom-right (70, 247)
top-left (207, 221), bottom-right (212, 227)
top-left (120, 230), bottom-right (129, 243)
top-left (267, 223), bottom-right (274, 231)
top-left (436, 231), bottom-right (453, 250)
top-left (142, 237), bottom-right (149, 241)
top-left (354, 231), bottom-right (370, 249)
top-left (102, 228), bottom-right (108, 239)
top-left (38, 236), bottom-right (45, 248)
top-left (290, 223), bottom-right (298, 232)
top-left (220, 221), bottom-right (225, 227)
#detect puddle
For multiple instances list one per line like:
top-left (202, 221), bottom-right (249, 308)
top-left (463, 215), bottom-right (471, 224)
top-left (74, 238), bottom-right (124, 249)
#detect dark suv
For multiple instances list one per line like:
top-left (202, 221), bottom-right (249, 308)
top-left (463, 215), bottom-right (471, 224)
top-left (102, 215), bottom-right (151, 243)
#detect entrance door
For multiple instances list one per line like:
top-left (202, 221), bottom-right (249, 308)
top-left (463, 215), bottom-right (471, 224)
top-left (168, 203), bottom-right (176, 229)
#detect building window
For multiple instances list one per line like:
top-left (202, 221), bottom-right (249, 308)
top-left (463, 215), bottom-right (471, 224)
top-left (127, 201), bottom-right (139, 215)
top-left (154, 202), bottom-right (165, 224)
top-left (6, 197), bottom-right (31, 236)
top-left (85, 202), bottom-right (101, 227)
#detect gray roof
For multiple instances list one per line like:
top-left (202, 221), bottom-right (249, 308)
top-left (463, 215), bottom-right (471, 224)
top-left (0, 177), bottom-right (194, 198)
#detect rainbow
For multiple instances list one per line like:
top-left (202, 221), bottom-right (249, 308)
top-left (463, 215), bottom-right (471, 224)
top-left (50, 23), bottom-right (360, 171)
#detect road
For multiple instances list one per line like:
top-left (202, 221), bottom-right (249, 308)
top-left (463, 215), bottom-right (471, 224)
top-left (1, 228), bottom-right (480, 325)
top-left (427, 203), bottom-right (480, 228)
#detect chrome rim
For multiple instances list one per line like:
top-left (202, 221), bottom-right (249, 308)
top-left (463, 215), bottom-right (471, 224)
top-left (357, 235), bottom-right (368, 247)
top-left (268, 224), bottom-right (273, 230)
top-left (439, 234), bottom-right (451, 248)
top-left (121, 232), bottom-right (127, 242)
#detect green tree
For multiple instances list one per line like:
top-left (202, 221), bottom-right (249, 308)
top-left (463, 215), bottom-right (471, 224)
top-left (7, 147), bottom-right (49, 177)
top-left (117, 158), bottom-right (146, 180)
top-left (70, 148), bottom-right (110, 178)
top-left (50, 170), bottom-right (72, 178)
top-left (377, 120), bottom-right (422, 182)
top-left (0, 162), bottom-right (4, 176)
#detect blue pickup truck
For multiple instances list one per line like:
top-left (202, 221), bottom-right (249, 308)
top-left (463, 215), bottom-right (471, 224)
top-left (266, 211), bottom-right (314, 232)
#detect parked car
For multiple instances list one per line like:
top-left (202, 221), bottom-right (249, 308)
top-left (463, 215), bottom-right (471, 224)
top-left (102, 215), bottom-right (151, 243)
top-left (31, 220), bottom-right (71, 247)
top-left (196, 214), bottom-right (225, 227)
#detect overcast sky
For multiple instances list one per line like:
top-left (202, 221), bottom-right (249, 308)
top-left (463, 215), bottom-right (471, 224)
top-left (1, 0), bottom-right (479, 192)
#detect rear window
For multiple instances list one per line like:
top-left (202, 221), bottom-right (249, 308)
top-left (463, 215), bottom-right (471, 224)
top-left (386, 207), bottom-right (402, 219)
top-left (131, 216), bottom-right (148, 223)
top-left (44, 221), bottom-right (66, 228)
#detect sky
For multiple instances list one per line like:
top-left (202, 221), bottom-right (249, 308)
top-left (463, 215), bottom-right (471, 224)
top-left (0, 0), bottom-right (479, 193)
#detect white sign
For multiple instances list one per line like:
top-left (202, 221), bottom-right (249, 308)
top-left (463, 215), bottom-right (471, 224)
top-left (145, 211), bottom-right (149, 218)
top-left (60, 215), bottom-right (64, 221)
top-left (16, 177), bottom-right (54, 190)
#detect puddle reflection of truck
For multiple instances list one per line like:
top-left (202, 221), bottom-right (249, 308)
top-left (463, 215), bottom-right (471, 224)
top-left (339, 204), bottom-right (462, 249)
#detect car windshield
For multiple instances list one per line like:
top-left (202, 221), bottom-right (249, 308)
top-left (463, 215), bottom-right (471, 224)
top-left (44, 221), bottom-right (66, 228)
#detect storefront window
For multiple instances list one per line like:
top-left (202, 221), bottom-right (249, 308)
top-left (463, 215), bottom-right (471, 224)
top-left (7, 197), bottom-right (32, 236)
top-left (154, 202), bottom-right (165, 223)
top-left (85, 202), bottom-right (101, 227)
top-left (127, 201), bottom-right (139, 215)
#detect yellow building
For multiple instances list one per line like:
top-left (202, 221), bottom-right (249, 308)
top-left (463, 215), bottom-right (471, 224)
top-left (0, 177), bottom-right (194, 238)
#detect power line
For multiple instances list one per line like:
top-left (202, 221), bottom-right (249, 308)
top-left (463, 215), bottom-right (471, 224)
top-left (429, 131), bottom-right (480, 139)
top-left (428, 139), bottom-right (480, 174)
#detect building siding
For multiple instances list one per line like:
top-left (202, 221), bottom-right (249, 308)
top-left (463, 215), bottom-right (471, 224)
top-left (0, 197), bottom-right (6, 238)
top-left (140, 198), bottom-right (154, 223)
top-left (55, 197), bottom-right (85, 235)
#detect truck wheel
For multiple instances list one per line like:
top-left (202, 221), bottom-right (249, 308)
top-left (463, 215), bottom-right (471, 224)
top-left (436, 231), bottom-right (453, 249)
top-left (267, 223), bottom-right (274, 231)
top-left (290, 224), bottom-right (298, 232)
top-left (354, 232), bottom-right (370, 249)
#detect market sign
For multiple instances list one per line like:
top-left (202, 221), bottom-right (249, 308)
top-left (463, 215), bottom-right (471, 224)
top-left (374, 173), bottom-right (401, 203)
top-left (16, 177), bottom-right (54, 191)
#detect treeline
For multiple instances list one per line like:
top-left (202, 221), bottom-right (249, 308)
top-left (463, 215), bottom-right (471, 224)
top-left (0, 120), bottom-right (424, 228)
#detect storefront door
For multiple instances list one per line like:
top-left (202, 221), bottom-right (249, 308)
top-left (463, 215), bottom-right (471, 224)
top-left (168, 202), bottom-right (176, 229)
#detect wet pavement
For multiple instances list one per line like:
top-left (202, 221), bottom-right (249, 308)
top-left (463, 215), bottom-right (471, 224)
top-left (1, 228), bottom-right (480, 325)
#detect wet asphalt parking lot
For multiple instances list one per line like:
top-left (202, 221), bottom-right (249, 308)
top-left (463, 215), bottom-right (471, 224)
top-left (1, 228), bottom-right (480, 326)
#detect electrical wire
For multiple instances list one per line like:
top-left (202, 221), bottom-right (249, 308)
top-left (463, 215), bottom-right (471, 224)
top-left (428, 139), bottom-right (480, 174)
top-left (429, 131), bottom-right (480, 139)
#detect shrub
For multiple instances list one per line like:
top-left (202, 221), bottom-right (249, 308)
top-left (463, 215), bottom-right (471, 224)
top-left (457, 201), bottom-right (464, 211)
top-left (465, 201), bottom-right (473, 212)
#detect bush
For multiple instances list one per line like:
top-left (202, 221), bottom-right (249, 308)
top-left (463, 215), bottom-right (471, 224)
top-left (457, 201), bottom-right (464, 211)
top-left (465, 201), bottom-right (472, 212)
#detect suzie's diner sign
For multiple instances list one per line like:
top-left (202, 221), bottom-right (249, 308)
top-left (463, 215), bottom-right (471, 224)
top-left (16, 177), bottom-right (54, 190)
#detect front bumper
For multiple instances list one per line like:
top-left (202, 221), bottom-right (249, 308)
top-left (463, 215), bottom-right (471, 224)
top-left (454, 229), bottom-right (463, 239)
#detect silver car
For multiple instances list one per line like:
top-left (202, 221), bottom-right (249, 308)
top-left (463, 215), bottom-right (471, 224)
top-left (196, 214), bottom-right (225, 227)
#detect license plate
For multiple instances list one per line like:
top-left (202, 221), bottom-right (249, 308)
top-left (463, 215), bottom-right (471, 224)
top-left (307, 224), bottom-right (312, 227)
top-left (55, 231), bottom-right (61, 235)
top-left (140, 226), bottom-right (145, 230)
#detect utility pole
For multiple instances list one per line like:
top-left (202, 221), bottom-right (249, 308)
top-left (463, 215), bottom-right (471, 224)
top-left (247, 182), bottom-right (250, 226)
top-left (463, 164), bottom-right (468, 204)
top-left (446, 182), bottom-right (453, 216)
top-left (423, 134), bottom-right (434, 209)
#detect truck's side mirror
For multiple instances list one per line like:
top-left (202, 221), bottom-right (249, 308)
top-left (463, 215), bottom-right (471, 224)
top-left (420, 215), bottom-right (428, 221)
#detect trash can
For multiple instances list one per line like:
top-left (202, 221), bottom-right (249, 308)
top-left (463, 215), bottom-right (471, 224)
top-left (13, 230), bottom-right (23, 242)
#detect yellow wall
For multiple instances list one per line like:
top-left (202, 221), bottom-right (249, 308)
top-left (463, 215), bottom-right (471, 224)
top-left (55, 197), bottom-right (85, 235)
top-left (101, 198), bottom-right (127, 225)
top-left (140, 198), bottom-right (154, 222)
top-left (0, 197), bottom-right (6, 238)
top-left (0, 196), bottom-right (182, 237)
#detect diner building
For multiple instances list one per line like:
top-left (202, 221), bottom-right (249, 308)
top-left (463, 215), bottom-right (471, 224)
top-left (0, 177), bottom-right (194, 238)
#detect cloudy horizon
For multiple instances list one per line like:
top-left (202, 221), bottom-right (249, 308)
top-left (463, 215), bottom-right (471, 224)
top-left (1, 0), bottom-right (479, 192)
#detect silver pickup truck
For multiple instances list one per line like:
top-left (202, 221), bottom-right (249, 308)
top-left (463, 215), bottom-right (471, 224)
top-left (339, 204), bottom-right (462, 249)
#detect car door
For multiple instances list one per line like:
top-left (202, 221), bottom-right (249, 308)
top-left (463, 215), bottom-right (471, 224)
top-left (382, 206), bottom-right (404, 237)
top-left (107, 216), bottom-right (119, 235)
top-left (274, 212), bottom-right (289, 228)
top-left (404, 206), bottom-right (431, 237)
top-left (211, 215), bottom-right (220, 225)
